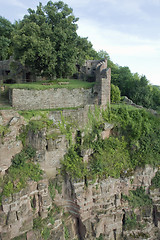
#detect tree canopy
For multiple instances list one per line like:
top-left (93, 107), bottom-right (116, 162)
top-left (0, 1), bottom-right (160, 110)
top-left (0, 16), bottom-right (14, 60)
top-left (11, 1), bottom-right (97, 78)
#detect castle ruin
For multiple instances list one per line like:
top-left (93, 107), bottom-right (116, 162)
top-left (8, 59), bottom-right (111, 110)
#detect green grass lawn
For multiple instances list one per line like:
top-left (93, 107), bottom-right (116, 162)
top-left (6, 79), bottom-right (96, 90)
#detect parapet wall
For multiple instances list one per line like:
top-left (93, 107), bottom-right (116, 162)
top-left (9, 88), bottom-right (95, 110)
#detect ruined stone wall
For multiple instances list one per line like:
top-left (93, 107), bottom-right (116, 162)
top-left (49, 105), bottom-right (95, 128)
top-left (8, 58), bottom-right (111, 110)
top-left (93, 61), bottom-right (111, 106)
top-left (9, 88), bottom-right (95, 110)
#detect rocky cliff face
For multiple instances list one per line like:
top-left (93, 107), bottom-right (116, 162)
top-left (51, 166), bottom-right (159, 240)
top-left (0, 110), bottom-right (160, 240)
top-left (0, 110), bottom-right (25, 175)
top-left (0, 178), bottom-right (51, 240)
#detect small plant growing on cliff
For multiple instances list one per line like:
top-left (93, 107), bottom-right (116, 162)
top-left (124, 212), bottom-right (138, 230)
top-left (83, 106), bottom-right (104, 149)
top-left (48, 179), bottom-right (56, 201)
top-left (61, 146), bottom-right (87, 180)
top-left (41, 226), bottom-right (50, 240)
top-left (62, 222), bottom-right (70, 240)
top-left (122, 187), bottom-right (152, 209)
top-left (59, 113), bottom-right (73, 145)
top-left (151, 171), bottom-right (160, 189)
top-left (0, 146), bottom-right (43, 198)
top-left (0, 124), bottom-right (10, 143)
top-left (96, 234), bottom-right (104, 240)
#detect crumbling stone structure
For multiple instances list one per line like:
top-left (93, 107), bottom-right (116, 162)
top-left (0, 57), bottom-right (37, 83)
top-left (9, 59), bottom-right (111, 110)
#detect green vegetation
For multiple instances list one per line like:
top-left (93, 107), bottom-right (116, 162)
top-left (124, 212), bottom-right (138, 230)
top-left (0, 124), bottom-right (10, 140)
top-left (7, 79), bottom-right (95, 90)
top-left (102, 105), bottom-right (160, 168)
top-left (61, 104), bottom-right (160, 182)
top-left (111, 65), bottom-right (160, 110)
top-left (12, 233), bottom-right (27, 240)
top-left (123, 187), bottom-right (152, 209)
top-left (18, 107), bottom-right (81, 121)
top-left (33, 204), bottom-right (64, 239)
top-left (96, 234), bottom-right (104, 240)
top-left (63, 223), bottom-right (70, 240)
top-left (111, 84), bottom-right (121, 103)
top-left (48, 180), bottom-right (56, 201)
top-left (18, 112), bottom-right (57, 146)
top-left (1, 2), bottom-right (160, 111)
top-left (0, 16), bottom-right (14, 61)
top-left (18, 109), bottom-right (49, 121)
top-left (1, 2), bottom-right (97, 78)
top-left (41, 226), bottom-right (50, 240)
top-left (90, 137), bottom-right (130, 178)
top-left (128, 232), bottom-right (150, 239)
top-left (0, 86), bottom-right (10, 108)
top-left (33, 216), bottom-right (51, 239)
top-left (0, 146), bottom-right (43, 199)
top-left (151, 171), bottom-right (160, 189)
top-left (97, 50), bottom-right (160, 111)
top-left (48, 177), bottom-right (62, 201)
top-left (61, 146), bottom-right (86, 180)
top-left (58, 113), bottom-right (74, 145)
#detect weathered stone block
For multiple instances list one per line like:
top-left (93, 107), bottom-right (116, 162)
top-left (6, 211), bottom-right (17, 225)
top-left (20, 218), bottom-right (33, 232)
top-left (0, 211), bottom-right (7, 226)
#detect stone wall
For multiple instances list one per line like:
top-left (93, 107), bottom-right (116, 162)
top-left (9, 88), bottom-right (95, 110)
top-left (8, 58), bottom-right (111, 110)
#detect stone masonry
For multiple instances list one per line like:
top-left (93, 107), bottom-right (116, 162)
top-left (8, 59), bottom-right (111, 110)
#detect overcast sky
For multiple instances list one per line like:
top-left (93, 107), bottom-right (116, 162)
top-left (0, 0), bottom-right (160, 85)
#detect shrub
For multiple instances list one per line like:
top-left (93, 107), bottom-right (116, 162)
top-left (124, 212), bottom-right (138, 230)
top-left (1, 146), bottom-right (43, 198)
top-left (90, 137), bottom-right (131, 178)
top-left (102, 105), bottom-right (160, 168)
top-left (111, 84), bottom-right (121, 103)
top-left (151, 171), bottom-right (160, 189)
top-left (123, 187), bottom-right (152, 209)
top-left (61, 147), bottom-right (86, 180)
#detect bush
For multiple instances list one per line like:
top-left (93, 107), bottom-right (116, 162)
top-left (124, 212), bottom-right (138, 230)
top-left (61, 147), bottom-right (86, 180)
top-left (102, 105), bottom-right (160, 168)
top-left (151, 171), bottom-right (160, 189)
top-left (123, 187), bottom-right (152, 208)
top-left (1, 146), bottom-right (43, 198)
top-left (111, 84), bottom-right (121, 103)
top-left (90, 137), bottom-right (131, 178)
